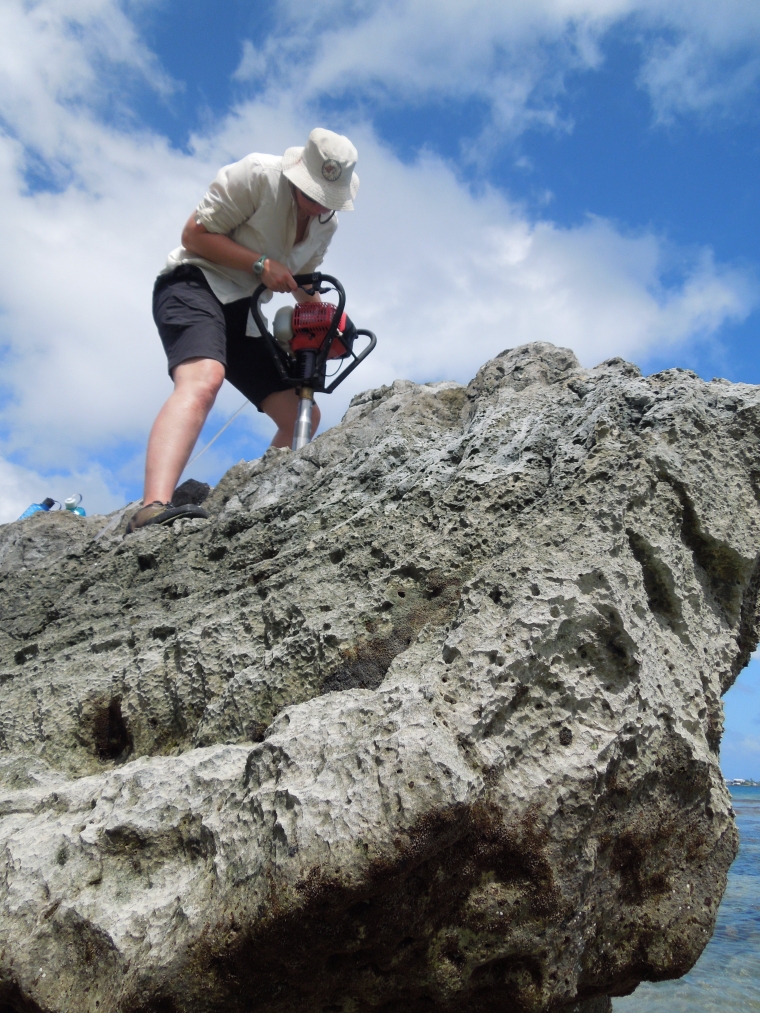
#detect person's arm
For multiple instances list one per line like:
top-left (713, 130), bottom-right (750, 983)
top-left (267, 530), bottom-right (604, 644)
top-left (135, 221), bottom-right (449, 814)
top-left (294, 285), bottom-right (321, 304)
top-left (181, 216), bottom-right (298, 294)
top-left (292, 228), bottom-right (337, 303)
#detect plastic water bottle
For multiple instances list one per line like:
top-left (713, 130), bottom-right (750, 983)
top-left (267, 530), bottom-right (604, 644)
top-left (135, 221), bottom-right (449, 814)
top-left (18, 497), bottom-right (56, 521)
top-left (64, 494), bottom-right (86, 517)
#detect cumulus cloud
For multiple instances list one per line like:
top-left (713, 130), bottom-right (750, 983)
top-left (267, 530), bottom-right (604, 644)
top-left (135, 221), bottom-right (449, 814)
top-left (237, 0), bottom-right (760, 129)
top-left (310, 139), bottom-right (753, 431)
top-left (627, 0), bottom-right (760, 121)
top-left (639, 40), bottom-right (760, 124)
top-left (233, 40), bottom-right (268, 83)
top-left (234, 0), bottom-right (622, 138)
top-left (0, 0), bottom-right (174, 160)
top-left (0, 457), bottom-right (126, 525)
top-left (0, 0), bottom-right (757, 525)
top-left (4, 98), bottom-right (749, 461)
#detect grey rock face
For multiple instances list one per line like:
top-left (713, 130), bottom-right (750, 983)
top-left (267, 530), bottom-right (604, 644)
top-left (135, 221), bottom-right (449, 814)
top-left (0, 342), bottom-right (756, 1013)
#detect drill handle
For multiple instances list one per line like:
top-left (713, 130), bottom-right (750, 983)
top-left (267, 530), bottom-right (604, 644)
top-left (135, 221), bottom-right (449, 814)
top-left (249, 273), bottom-right (346, 342)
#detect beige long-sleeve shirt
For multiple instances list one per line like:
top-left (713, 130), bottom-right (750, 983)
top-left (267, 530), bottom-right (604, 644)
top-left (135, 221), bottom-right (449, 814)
top-left (162, 153), bottom-right (338, 321)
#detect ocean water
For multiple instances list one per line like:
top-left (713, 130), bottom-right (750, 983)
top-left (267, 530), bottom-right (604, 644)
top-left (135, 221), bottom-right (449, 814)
top-left (613, 786), bottom-right (760, 1012)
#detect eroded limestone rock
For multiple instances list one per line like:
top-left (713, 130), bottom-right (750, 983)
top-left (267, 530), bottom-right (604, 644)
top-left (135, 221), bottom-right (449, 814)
top-left (0, 342), bottom-right (756, 1013)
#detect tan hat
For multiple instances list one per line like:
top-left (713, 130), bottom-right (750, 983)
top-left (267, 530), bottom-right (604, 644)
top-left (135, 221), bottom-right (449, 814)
top-left (282, 127), bottom-right (359, 212)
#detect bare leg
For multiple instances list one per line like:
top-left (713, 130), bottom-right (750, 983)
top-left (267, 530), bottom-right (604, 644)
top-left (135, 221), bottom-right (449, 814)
top-left (261, 389), bottom-right (321, 449)
top-left (143, 357), bottom-right (226, 505)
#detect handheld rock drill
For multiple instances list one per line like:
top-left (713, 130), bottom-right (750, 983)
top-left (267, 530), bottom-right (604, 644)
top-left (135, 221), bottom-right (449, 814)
top-left (250, 274), bottom-right (377, 450)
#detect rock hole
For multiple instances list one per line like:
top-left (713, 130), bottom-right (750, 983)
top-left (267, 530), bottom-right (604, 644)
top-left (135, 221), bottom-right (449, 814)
top-left (666, 477), bottom-right (749, 624)
top-left (246, 721), bottom-right (268, 743)
top-left (137, 553), bottom-right (158, 572)
top-left (559, 727), bottom-right (572, 745)
top-left (93, 698), bottom-right (133, 762)
top-left (442, 644), bottom-right (461, 664)
top-left (395, 562), bottom-right (424, 581)
top-left (14, 643), bottom-right (38, 665)
top-left (151, 625), bottom-right (176, 642)
top-left (0, 981), bottom-right (43, 1013)
top-left (626, 528), bottom-right (682, 628)
top-left (444, 946), bottom-right (466, 968)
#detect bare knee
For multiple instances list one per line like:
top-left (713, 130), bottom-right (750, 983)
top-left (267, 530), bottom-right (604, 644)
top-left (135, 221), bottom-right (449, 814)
top-left (173, 358), bottom-right (225, 411)
top-left (190, 377), bottom-right (224, 413)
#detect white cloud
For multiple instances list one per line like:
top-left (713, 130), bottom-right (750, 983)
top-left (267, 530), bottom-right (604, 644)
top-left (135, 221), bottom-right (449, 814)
top-left (0, 457), bottom-right (125, 525)
top-left (236, 0), bottom-right (622, 139)
top-left (236, 0), bottom-right (760, 130)
top-left (631, 0), bottom-right (760, 120)
top-left (310, 140), bottom-right (752, 428)
top-left (233, 40), bottom-right (268, 83)
top-left (0, 0), bottom-right (173, 162)
top-left (639, 36), bottom-right (760, 123)
top-left (0, 0), bottom-right (756, 506)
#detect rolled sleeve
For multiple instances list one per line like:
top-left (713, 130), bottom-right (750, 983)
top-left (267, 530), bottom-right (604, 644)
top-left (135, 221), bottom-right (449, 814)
top-left (194, 155), bottom-right (265, 235)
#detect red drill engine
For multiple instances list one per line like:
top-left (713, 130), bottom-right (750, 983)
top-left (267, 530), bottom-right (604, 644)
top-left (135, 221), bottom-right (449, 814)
top-left (250, 272), bottom-right (377, 450)
top-left (290, 302), bottom-right (351, 359)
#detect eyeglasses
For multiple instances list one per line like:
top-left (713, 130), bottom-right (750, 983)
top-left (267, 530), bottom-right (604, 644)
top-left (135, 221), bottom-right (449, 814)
top-left (295, 187), bottom-right (330, 212)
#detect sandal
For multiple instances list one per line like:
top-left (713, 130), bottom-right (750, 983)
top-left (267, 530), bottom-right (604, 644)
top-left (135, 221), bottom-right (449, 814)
top-left (125, 500), bottom-right (210, 534)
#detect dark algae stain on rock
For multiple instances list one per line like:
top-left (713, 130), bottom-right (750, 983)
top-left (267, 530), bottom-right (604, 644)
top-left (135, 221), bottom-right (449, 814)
top-left (0, 344), bottom-right (756, 1011)
top-left (322, 570), bottom-right (462, 693)
top-left (159, 804), bottom-right (565, 1013)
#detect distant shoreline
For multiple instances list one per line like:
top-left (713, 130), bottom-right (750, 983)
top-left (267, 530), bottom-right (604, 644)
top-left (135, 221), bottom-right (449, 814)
top-left (726, 778), bottom-right (760, 786)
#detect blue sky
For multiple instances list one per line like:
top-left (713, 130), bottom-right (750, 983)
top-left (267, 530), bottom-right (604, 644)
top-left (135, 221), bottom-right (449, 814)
top-left (1, 0), bottom-right (760, 775)
top-left (723, 658), bottom-right (760, 781)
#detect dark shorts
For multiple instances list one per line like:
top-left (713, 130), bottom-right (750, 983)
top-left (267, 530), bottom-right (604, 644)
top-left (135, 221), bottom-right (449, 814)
top-left (152, 265), bottom-right (293, 411)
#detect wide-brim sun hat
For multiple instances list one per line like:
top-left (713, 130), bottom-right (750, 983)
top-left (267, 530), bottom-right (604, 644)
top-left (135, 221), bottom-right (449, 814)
top-left (282, 127), bottom-right (359, 212)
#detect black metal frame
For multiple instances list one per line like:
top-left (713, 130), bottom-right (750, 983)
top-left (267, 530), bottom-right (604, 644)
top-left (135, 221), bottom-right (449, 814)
top-left (249, 273), bottom-right (376, 393)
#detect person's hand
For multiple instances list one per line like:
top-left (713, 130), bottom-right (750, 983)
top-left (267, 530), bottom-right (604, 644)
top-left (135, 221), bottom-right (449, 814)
top-left (261, 258), bottom-right (297, 293)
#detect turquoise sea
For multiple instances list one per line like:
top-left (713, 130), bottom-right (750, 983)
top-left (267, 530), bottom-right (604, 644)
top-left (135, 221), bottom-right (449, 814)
top-left (614, 786), bottom-right (760, 1012)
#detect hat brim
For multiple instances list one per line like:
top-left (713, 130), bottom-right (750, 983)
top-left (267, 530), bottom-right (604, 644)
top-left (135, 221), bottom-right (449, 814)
top-left (282, 146), bottom-right (359, 212)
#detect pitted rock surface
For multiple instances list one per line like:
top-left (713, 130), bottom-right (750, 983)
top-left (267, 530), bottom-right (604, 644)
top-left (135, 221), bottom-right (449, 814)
top-left (0, 342), bottom-right (757, 1013)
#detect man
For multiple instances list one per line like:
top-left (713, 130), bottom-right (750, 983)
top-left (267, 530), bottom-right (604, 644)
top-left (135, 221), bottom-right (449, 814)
top-left (126, 128), bottom-right (359, 533)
